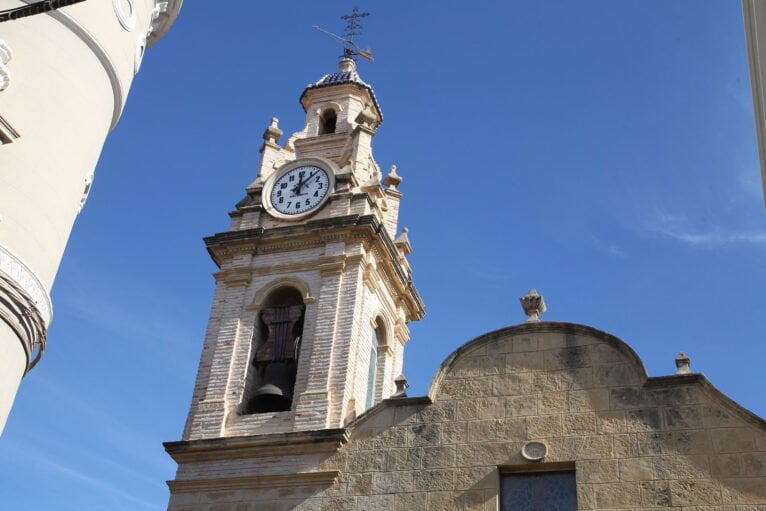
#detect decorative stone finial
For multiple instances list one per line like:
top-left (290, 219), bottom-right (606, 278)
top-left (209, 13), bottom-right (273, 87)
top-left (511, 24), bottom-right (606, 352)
top-left (384, 165), bottom-right (402, 190)
top-left (520, 289), bottom-right (546, 322)
top-left (675, 352), bottom-right (691, 375)
top-left (355, 103), bottom-right (376, 129)
top-left (339, 57), bottom-right (356, 73)
top-left (262, 117), bottom-right (283, 144)
top-left (394, 227), bottom-right (412, 254)
top-left (392, 373), bottom-right (409, 398)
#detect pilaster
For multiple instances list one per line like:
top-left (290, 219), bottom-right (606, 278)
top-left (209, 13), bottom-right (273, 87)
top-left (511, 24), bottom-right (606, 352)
top-left (185, 270), bottom-right (250, 440)
top-left (328, 257), bottom-right (365, 426)
top-left (292, 252), bottom-right (345, 430)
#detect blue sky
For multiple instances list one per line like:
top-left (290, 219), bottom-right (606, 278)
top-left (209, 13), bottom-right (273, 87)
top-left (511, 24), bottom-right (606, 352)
top-left (2, 1), bottom-right (766, 509)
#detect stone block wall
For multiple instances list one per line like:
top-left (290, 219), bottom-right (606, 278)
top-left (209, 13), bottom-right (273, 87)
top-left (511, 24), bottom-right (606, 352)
top-left (167, 322), bottom-right (766, 510)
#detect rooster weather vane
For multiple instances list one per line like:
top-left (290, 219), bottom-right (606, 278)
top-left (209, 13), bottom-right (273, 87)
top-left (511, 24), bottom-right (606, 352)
top-left (313, 6), bottom-right (374, 63)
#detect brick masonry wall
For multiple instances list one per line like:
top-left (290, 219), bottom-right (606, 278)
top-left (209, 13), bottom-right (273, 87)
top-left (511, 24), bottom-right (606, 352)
top-left (181, 238), bottom-right (410, 441)
top-left (168, 322), bottom-right (766, 510)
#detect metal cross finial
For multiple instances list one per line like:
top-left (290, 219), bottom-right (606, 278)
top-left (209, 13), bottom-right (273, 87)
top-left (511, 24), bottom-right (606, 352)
top-left (313, 9), bottom-right (375, 64)
top-left (341, 6), bottom-right (370, 44)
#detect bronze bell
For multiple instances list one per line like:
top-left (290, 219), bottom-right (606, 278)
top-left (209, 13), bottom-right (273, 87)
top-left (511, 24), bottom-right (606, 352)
top-left (249, 361), bottom-right (295, 413)
top-left (247, 304), bottom-right (304, 414)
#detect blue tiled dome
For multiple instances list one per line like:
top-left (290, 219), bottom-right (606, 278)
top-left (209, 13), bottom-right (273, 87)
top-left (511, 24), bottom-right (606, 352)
top-left (300, 59), bottom-right (383, 123)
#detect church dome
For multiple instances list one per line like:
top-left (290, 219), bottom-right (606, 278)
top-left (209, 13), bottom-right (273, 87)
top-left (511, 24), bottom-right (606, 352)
top-left (300, 58), bottom-right (383, 122)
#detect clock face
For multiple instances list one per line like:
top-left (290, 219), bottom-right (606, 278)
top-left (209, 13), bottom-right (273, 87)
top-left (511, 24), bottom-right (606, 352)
top-left (268, 165), bottom-right (331, 216)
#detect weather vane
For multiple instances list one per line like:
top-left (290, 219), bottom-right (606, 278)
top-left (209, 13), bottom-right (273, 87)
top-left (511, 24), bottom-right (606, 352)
top-left (313, 6), bottom-right (374, 62)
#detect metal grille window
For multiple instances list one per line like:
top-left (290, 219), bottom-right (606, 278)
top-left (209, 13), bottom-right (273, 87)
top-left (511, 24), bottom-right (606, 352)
top-left (500, 471), bottom-right (577, 511)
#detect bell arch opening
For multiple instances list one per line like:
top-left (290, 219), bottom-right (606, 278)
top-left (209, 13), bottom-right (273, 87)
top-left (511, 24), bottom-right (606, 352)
top-left (242, 286), bottom-right (305, 414)
top-left (318, 108), bottom-right (337, 135)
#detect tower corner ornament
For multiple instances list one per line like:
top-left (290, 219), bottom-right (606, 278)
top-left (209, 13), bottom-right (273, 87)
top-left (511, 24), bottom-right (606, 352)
top-left (520, 289), bottom-right (546, 322)
top-left (675, 351), bottom-right (691, 375)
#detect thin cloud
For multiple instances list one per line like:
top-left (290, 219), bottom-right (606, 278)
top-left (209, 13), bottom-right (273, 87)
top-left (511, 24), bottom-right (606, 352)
top-left (667, 230), bottom-right (766, 247)
top-left (607, 244), bottom-right (626, 257)
top-left (2, 443), bottom-right (158, 511)
top-left (647, 209), bottom-right (766, 248)
top-left (738, 168), bottom-right (764, 199)
top-left (30, 376), bottom-right (172, 475)
top-left (641, 208), bottom-right (766, 249)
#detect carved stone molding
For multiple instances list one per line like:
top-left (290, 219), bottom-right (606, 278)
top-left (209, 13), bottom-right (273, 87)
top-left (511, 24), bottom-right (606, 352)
top-left (0, 245), bottom-right (51, 326)
top-left (134, 34), bottom-right (146, 74)
top-left (0, 114), bottom-right (20, 144)
top-left (165, 428), bottom-right (347, 462)
top-left (0, 271), bottom-right (48, 372)
top-left (214, 268), bottom-right (252, 285)
top-left (0, 40), bottom-right (12, 92)
top-left (77, 172), bottom-right (94, 214)
top-left (167, 471), bottom-right (340, 493)
top-left (112, 0), bottom-right (136, 31)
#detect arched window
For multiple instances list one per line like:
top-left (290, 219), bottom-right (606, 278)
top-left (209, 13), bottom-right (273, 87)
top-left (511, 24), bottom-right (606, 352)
top-left (365, 318), bottom-right (385, 410)
top-left (318, 108), bottom-right (337, 135)
top-left (242, 287), bottom-right (305, 414)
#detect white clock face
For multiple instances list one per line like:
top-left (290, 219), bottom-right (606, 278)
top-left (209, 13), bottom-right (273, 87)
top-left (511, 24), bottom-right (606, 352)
top-left (269, 165), bottom-right (331, 216)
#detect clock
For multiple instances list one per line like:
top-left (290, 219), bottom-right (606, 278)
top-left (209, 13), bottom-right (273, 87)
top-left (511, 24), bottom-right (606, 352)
top-left (263, 162), bottom-right (334, 219)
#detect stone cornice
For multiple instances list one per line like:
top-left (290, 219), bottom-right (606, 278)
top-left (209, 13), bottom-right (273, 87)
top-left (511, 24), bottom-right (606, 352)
top-left (204, 215), bottom-right (426, 321)
top-left (293, 132), bottom-right (348, 155)
top-left (167, 471), bottom-right (340, 493)
top-left (164, 428), bottom-right (348, 463)
top-left (213, 268), bottom-right (252, 285)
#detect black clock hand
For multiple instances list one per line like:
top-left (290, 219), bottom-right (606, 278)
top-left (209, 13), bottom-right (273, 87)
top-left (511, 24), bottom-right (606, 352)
top-left (290, 175), bottom-right (305, 195)
top-left (298, 171), bottom-right (319, 193)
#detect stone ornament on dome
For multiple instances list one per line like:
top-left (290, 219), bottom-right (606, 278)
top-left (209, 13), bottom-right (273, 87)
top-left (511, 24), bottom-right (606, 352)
top-left (520, 289), bottom-right (546, 322)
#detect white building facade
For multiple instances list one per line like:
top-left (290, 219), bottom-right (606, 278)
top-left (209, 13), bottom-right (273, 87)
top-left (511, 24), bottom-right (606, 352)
top-left (0, 0), bottom-right (182, 432)
top-left (743, 0), bottom-right (766, 205)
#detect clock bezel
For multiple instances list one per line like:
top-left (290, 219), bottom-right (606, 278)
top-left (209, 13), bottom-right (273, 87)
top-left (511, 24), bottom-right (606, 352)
top-left (262, 158), bottom-right (337, 221)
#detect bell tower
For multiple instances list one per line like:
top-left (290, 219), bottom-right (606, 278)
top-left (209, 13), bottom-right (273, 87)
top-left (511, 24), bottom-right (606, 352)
top-left (176, 56), bottom-right (424, 442)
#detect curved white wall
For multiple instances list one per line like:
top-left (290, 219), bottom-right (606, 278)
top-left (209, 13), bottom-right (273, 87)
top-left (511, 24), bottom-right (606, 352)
top-left (0, 320), bottom-right (25, 432)
top-left (0, 0), bottom-right (182, 432)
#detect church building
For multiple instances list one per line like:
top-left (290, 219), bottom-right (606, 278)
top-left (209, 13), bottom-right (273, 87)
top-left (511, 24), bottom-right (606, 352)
top-left (164, 52), bottom-right (766, 510)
